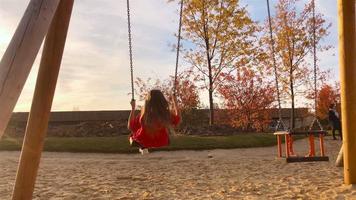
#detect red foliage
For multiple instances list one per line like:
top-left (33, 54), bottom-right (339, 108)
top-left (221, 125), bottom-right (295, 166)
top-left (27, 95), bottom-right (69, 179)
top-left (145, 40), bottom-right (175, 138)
top-left (217, 67), bottom-right (275, 131)
top-left (135, 70), bottom-right (200, 111)
top-left (315, 83), bottom-right (340, 120)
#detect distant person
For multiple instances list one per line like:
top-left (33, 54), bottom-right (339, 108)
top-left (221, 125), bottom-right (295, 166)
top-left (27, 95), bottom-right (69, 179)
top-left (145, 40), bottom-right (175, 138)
top-left (328, 103), bottom-right (342, 140)
top-left (127, 90), bottom-right (180, 154)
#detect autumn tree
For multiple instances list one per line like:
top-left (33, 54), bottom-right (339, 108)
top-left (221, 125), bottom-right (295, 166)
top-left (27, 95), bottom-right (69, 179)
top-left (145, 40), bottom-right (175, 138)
top-left (217, 67), bottom-right (275, 131)
top-left (312, 83), bottom-right (340, 120)
top-left (262, 0), bottom-right (331, 129)
top-left (171, 0), bottom-right (258, 126)
top-left (135, 70), bottom-right (200, 111)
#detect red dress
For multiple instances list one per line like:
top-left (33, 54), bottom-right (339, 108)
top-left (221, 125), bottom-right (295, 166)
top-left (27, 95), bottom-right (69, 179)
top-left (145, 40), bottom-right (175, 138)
top-left (129, 114), bottom-right (180, 148)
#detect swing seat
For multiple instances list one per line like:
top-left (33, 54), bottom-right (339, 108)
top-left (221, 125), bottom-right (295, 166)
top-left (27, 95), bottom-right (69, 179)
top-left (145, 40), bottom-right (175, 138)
top-left (273, 131), bottom-right (291, 158)
top-left (286, 156), bottom-right (329, 163)
top-left (289, 130), bottom-right (327, 136)
top-left (273, 131), bottom-right (290, 135)
top-left (273, 130), bottom-right (329, 162)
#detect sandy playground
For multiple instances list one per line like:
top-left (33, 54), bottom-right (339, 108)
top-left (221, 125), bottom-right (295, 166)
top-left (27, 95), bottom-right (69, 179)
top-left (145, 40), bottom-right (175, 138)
top-left (0, 137), bottom-right (355, 200)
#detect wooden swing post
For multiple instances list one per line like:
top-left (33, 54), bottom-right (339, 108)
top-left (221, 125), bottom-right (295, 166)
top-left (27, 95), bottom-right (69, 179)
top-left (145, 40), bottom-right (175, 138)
top-left (12, 0), bottom-right (74, 199)
top-left (337, 0), bottom-right (356, 185)
top-left (0, 0), bottom-right (61, 138)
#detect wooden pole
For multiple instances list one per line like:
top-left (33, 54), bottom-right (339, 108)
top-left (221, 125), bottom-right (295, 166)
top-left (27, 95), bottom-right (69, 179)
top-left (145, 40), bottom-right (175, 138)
top-left (0, 0), bottom-right (61, 138)
top-left (336, 145), bottom-right (344, 167)
top-left (337, 0), bottom-right (356, 185)
top-left (12, 0), bottom-right (74, 199)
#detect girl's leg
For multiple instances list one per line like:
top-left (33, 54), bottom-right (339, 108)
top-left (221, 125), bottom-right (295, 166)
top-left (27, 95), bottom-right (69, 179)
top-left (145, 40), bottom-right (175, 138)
top-left (130, 140), bottom-right (144, 148)
top-left (139, 148), bottom-right (149, 155)
top-left (128, 136), bottom-right (148, 154)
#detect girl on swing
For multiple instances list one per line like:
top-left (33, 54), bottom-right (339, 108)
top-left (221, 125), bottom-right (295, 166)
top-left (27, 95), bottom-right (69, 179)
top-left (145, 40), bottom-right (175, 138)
top-left (128, 89), bottom-right (181, 154)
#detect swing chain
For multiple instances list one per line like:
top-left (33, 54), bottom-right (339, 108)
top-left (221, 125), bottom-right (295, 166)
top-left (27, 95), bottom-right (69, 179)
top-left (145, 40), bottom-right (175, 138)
top-left (174, 0), bottom-right (184, 96)
top-left (266, 0), bottom-right (285, 131)
top-left (309, 0), bottom-right (323, 131)
top-left (312, 0), bottom-right (318, 116)
top-left (127, 0), bottom-right (135, 101)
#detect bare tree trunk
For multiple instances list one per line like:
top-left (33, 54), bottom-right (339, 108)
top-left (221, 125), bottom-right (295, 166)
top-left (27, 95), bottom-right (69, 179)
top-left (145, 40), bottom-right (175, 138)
top-left (290, 67), bottom-right (295, 129)
top-left (208, 63), bottom-right (214, 126)
top-left (202, 2), bottom-right (214, 126)
top-left (291, 90), bottom-right (295, 129)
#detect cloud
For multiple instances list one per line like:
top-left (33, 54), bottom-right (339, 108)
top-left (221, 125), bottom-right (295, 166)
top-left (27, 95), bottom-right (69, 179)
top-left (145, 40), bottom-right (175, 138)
top-left (0, 0), bottom-right (340, 111)
top-left (0, 0), bottom-right (183, 111)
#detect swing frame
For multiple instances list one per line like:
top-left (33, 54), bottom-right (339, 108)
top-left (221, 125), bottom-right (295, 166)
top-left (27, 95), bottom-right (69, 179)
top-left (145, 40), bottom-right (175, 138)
top-left (0, 0), bottom-right (354, 198)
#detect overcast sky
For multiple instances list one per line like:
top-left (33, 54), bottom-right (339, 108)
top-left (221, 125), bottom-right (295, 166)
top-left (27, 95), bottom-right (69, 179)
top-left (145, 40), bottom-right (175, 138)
top-left (0, 0), bottom-right (339, 111)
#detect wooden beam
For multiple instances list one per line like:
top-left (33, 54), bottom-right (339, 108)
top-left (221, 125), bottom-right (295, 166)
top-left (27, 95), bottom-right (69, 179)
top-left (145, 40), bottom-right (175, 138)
top-left (0, 0), bottom-right (61, 138)
top-left (336, 145), bottom-right (343, 167)
top-left (337, 0), bottom-right (356, 185)
top-left (11, 0), bottom-right (74, 199)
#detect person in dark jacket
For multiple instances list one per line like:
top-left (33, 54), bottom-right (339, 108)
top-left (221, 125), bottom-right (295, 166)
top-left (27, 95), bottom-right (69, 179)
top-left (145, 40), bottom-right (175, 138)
top-left (328, 103), bottom-right (342, 140)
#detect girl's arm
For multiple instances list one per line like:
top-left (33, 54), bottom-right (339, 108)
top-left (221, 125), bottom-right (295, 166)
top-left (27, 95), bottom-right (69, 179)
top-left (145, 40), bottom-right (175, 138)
top-left (127, 99), bottom-right (136, 130)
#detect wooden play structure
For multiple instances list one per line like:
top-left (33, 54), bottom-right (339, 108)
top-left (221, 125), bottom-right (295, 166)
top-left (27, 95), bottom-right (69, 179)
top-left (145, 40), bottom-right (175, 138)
top-left (0, 0), bottom-right (355, 199)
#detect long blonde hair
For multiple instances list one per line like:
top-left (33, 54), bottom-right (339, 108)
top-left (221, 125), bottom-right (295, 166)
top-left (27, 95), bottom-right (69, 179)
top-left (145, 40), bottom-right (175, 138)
top-left (141, 90), bottom-right (171, 131)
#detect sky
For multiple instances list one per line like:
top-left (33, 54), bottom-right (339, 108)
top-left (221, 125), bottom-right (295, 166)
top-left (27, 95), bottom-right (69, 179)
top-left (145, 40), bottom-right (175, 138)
top-left (0, 0), bottom-right (339, 111)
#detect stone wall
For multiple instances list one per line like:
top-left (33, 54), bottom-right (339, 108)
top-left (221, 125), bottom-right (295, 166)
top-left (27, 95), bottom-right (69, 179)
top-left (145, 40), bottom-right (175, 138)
top-left (6, 111), bottom-right (132, 137)
top-left (5, 109), bottom-right (312, 137)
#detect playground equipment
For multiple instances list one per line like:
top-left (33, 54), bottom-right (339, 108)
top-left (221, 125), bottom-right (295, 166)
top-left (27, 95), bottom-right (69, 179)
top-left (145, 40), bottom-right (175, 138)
top-left (337, 0), bottom-right (356, 185)
top-left (126, 0), bottom-right (183, 101)
top-left (0, 0), bottom-right (354, 199)
top-left (336, 144), bottom-right (344, 167)
top-left (0, 0), bottom-right (184, 198)
top-left (274, 130), bottom-right (329, 163)
top-left (266, 0), bottom-right (286, 132)
top-left (266, 0), bottom-right (329, 163)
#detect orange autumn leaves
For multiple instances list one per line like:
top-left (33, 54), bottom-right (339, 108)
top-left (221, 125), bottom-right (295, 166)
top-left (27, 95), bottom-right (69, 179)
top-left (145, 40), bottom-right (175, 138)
top-left (177, 0), bottom-right (259, 125)
top-left (134, 0), bottom-right (333, 131)
top-left (315, 84), bottom-right (340, 120)
top-left (260, 0), bottom-right (331, 129)
top-left (217, 68), bottom-right (275, 131)
top-left (135, 71), bottom-right (200, 111)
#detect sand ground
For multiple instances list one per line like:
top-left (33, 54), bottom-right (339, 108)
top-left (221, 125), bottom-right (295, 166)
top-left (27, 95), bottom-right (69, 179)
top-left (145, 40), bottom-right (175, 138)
top-left (0, 137), bottom-right (355, 200)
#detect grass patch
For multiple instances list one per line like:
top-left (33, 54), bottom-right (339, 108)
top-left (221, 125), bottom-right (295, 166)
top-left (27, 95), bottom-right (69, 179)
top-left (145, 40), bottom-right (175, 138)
top-left (0, 133), bottom-right (299, 153)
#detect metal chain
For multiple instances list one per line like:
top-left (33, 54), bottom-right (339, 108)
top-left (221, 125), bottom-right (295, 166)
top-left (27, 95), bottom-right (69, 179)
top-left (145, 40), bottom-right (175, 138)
top-left (310, 0), bottom-right (323, 131)
top-left (127, 0), bottom-right (135, 100)
top-left (312, 0), bottom-right (317, 116)
top-left (309, 116), bottom-right (323, 131)
top-left (174, 0), bottom-right (184, 96)
top-left (266, 0), bottom-right (285, 131)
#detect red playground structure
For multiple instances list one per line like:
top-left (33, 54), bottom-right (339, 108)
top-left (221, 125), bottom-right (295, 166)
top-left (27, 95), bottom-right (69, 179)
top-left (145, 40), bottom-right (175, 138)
top-left (274, 130), bottom-right (329, 163)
